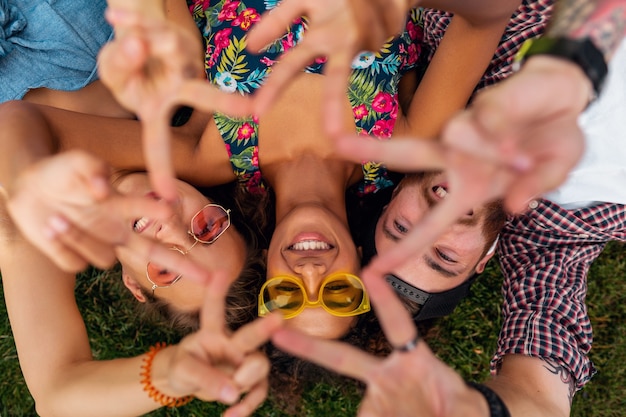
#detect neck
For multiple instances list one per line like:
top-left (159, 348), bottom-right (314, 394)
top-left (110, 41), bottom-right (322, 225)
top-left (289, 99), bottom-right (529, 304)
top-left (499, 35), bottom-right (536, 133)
top-left (264, 155), bottom-right (354, 223)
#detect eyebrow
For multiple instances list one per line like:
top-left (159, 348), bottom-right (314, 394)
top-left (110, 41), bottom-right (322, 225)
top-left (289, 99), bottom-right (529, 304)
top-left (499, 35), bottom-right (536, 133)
top-left (423, 254), bottom-right (460, 278)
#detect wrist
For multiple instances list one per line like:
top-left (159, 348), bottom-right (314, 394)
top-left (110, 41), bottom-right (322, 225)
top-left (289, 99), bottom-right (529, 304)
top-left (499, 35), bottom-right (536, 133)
top-left (140, 343), bottom-right (193, 407)
top-left (524, 55), bottom-right (595, 111)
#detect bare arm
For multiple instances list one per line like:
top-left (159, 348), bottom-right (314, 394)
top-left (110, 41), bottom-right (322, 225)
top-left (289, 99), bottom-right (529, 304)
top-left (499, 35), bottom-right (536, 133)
top-left (397, 12), bottom-right (509, 138)
top-left (486, 356), bottom-right (574, 417)
top-left (0, 206), bottom-right (167, 416)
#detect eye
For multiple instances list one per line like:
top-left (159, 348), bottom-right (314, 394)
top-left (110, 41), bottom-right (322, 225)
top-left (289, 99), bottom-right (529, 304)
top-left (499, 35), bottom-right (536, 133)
top-left (394, 220), bottom-right (409, 234)
top-left (436, 248), bottom-right (456, 263)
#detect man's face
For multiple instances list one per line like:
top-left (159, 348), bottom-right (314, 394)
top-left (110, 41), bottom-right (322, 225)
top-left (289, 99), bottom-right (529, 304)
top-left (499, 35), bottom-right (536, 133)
top-left (375, 172), bottom-right (495, 293)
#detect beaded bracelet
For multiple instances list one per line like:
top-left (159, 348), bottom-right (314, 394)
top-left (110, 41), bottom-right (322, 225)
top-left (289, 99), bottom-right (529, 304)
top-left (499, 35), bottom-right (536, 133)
top-left (466, 382), bottom-right (511, 417)
top-left (140, 342), bottom-right (194, 408)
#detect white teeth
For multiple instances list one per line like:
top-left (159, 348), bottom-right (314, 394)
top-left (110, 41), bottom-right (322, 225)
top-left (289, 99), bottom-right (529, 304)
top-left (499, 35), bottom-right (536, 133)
top-left (434, 186), bottom-right (448, 198)
top-left (133, 217), bottom-right (149, 232)
top-left (291, 240), bottom-right (331, 251)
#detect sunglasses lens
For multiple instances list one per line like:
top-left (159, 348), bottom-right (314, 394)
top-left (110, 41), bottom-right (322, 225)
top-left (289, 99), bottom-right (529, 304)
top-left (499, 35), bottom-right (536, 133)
top-left (191, 205), bottom-right (230, 243)
top-left (322, 275), bottom-right (365, 313)
top-left (262, 278), bottom-right (304, 315)
top-left (146, 262), bottom-right (181, 287)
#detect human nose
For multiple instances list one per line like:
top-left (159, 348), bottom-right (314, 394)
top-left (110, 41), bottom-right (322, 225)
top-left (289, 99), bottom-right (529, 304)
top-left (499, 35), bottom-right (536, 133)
top-left (292, 262), bottom-right (327, 302)
top-left (154, 215), bottom-right (193, 250)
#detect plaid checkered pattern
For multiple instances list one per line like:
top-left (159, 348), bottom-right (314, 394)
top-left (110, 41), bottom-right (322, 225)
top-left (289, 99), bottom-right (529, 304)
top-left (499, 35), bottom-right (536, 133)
top-left (422, 0), bottom-right (554, 91)
top-left (492, 200), bottom-right (626, 389)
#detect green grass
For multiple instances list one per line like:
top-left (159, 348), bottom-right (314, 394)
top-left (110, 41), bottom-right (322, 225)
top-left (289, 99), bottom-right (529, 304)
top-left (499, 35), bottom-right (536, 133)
top-left (1, 241), bottom-right (625, 416)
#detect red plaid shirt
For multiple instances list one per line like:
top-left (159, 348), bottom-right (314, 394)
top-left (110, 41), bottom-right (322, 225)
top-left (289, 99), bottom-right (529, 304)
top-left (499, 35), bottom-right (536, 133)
top-left (492, 200), bottom-right (626, 389)
top-left (422, 0), bottom-right (554, 92)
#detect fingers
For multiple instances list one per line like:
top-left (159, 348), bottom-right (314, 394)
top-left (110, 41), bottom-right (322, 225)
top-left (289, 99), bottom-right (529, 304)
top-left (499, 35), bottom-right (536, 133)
top-left (198, 273), bottom-right (231, 333)
top-left (232, 352), bottom-right (270, 393)
top-left (361, 273), bottom-right (417, 350)
top-left (122, 233), bottom-right (212, 283)
top-left (39, 217), bottom-right (90, 272)
top-left (246, 0), bottom-right (304, 52)
top-left (169, 351), bottom-right (240, 404)
top-left (141, 113), bottom-right (179, 202)
top-left (61, 151), bottom-right (113, 201)
top-left (335, 135), bottom-right (446, 171)
top-left (224, 379), bottom-right (268, 417)
top-left (272, 328), bottom-right (380, 382)
top-left (323, 55), bottom-right (358, 136)
top-left (231, 313), bottom-right (283, 354)
top-left (364, 194), bottom-right (469, 278)
top-left (46, 214), bottom-right (118, 270)
top-left (176, 80), bottom-right (254, 117)
top-left (251, 38), bottom-right (325, 116)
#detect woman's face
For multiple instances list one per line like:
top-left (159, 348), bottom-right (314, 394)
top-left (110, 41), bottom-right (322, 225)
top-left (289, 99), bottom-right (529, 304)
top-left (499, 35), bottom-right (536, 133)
top-left (266, 203), bottom-right (361, 339)
top-left (116, 173), bottom-right (246, 312)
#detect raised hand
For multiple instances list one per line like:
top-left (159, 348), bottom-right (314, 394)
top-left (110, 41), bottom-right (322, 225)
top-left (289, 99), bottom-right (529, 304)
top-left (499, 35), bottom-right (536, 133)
top-left (5, 150), bottom-right (209, 282)
top-left (98, 8), bottom-right (252, 201)
top-left (166, 274), bottom-right (283, 416)
top-left (441, 56), bottom-right (589, 212)
top-left (272, 271), bottom-right (488, 417)
top-left (246, 0), bottom-right (411, 135)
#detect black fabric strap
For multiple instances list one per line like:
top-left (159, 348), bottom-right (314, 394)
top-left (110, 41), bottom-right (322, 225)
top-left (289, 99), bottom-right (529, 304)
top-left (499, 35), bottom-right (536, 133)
top-left (466, 382), bottom-right (511, 417)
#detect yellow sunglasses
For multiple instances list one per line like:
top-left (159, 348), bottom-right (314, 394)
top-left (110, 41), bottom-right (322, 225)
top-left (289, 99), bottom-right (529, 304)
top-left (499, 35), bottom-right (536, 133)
top-left (258, 273), bottom-right (371, 319)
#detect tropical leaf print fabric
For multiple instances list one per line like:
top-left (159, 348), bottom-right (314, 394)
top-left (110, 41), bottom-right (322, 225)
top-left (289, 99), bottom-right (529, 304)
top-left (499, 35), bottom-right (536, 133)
top-left (188, 0), bottom-right (424, 194)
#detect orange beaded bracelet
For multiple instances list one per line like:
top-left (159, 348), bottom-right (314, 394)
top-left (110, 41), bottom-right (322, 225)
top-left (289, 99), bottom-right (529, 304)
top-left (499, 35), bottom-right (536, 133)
top-left (140, 342), bottom-right (194, 408)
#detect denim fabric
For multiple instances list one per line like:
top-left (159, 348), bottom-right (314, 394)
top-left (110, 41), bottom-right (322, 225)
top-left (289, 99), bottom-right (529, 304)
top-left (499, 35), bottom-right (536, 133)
top-left (0, 0), bottom-right (112, 101)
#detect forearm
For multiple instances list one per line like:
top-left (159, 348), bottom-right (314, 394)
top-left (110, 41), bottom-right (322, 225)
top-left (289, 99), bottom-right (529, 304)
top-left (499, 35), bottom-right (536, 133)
top-left (548, 0), bottom-right (626, 62)
top-left (0, 226), bottom-right (179, 417)
top-left (484, 356), bottom-right (573, 417)
top-left (398, 14), bottom-right (509, 138)
top-left (419, 0), bottom-right (523, 25)
top-left (41, 350), bottom-right (181, 417)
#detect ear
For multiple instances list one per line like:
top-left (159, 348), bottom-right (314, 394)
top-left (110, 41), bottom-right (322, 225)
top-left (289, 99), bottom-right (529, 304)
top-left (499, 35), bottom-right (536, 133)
top-left (122, 270), bottom-right (148, 303)
top-left (474, 237), bottom-right (499, 274)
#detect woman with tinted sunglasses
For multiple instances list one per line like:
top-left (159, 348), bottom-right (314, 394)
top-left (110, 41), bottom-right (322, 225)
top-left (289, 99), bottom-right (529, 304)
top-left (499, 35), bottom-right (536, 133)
top-left (0, 149), bottom-right (281, 416)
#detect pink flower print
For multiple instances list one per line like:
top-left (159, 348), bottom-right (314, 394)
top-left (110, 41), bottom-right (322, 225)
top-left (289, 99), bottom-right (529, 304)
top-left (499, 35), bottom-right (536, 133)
top-left (225, 143), bottom-right (232, 155)
top-left (214, 28), bottom-right (232, 50)
top-left (252, 115), bottom-right (259, 124)
top-left (260, 56), bottom-right (276, 67)
top-left (371, 92), bottom-right (394, 113)
top-left (314, 56), bottom-right (327, 65)
top-left (353, 104), bottom-right (368, 120)
top-left (218, 1), bottom-right (240, 21)
top-left (232, 8), bottom-right (261, 31)
top-left (252, 146), bottom-right (259, 166)
top-left (281, 32), bottom-right (295, 52)
top-left (237, 122), bottom-right (254, 140)
top-left (406, 43), bottom-right (419, 66)
top-left (406, 20), bottom-right (424, 41)
top-left (370, 119), bottom-right (395, 138)
top-left (389, 99), bottom-right (398, 120)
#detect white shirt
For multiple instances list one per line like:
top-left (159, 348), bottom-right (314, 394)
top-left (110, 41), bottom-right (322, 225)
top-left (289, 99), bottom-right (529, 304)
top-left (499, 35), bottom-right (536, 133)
top-left (544, 37), bottom-right (626, 208)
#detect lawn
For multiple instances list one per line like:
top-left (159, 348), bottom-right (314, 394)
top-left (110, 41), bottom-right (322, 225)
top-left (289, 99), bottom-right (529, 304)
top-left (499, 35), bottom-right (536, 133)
top-left (1, 241), bottom-right (624, 416)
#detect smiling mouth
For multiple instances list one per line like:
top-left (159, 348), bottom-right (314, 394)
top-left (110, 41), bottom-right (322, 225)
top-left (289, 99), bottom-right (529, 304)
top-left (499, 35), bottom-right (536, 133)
top-left (288, 240), bottom-right (333, 251)
top-left (133, 217), bottom-right (150, 233)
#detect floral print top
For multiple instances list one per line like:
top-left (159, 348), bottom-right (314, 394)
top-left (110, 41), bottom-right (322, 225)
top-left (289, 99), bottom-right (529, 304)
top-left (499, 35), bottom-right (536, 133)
top-left (188, 0), bottom-right (424, 194)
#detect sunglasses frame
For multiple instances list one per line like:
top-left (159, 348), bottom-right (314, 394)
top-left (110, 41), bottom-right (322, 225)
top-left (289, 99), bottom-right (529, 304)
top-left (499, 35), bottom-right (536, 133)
top-left (258, 272), bottom-right (371, 319)
top-left (145, 203), bottom-right (231, 292)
